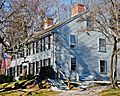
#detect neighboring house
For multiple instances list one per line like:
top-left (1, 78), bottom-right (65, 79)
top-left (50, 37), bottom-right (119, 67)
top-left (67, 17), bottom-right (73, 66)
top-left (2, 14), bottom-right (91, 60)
top-left (6, 4), bottom-right (120, 81)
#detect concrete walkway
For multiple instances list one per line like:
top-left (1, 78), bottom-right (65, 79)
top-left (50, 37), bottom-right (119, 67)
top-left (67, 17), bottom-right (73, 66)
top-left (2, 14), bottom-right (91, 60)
top-left (57, 85), bottom-right (110, 96)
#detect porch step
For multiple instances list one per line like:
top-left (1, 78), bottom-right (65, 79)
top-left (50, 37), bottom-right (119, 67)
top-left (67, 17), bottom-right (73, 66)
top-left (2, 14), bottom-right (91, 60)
top-left (47, 79), bottom-right (68, 90)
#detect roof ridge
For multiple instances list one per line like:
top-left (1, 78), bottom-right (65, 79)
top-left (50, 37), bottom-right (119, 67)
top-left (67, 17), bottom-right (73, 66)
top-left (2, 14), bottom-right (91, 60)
top-left (27, 11), bottom-right (88, 43)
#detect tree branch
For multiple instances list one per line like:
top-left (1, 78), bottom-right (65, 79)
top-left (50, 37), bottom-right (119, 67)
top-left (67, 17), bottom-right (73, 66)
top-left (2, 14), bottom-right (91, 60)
top-left (0, 0), bottom-right (5, 9)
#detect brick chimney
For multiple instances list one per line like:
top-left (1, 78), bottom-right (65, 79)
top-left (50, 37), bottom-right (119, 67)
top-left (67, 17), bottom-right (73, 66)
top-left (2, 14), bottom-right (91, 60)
top-left (71, 4), bottom-right (84, 17)
top-left (44, 18), bottom-right (53, 29)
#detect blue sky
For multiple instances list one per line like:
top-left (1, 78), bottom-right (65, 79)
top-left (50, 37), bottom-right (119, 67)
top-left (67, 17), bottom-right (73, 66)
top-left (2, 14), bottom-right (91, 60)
top-left (62, 0), bottom-right (82, 5)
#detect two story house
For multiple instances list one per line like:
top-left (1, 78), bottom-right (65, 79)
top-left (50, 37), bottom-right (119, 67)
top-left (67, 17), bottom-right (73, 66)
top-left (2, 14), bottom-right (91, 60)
top-left (7, 4), bottom-right (120, 81)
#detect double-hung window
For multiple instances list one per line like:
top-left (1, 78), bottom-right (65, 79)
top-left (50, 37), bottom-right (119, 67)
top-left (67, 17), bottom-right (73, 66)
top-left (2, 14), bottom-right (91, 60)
top-left (86, 19), bottom-right (92, 28)
top-left (43, 38), bottom-right (45, 51)
top-left (100, 60), bottom-right (107, 73)
top-left (48, 35), bottom-right (51, 49)
top-left (26, 44), bottom-right (29, 56)
top-left (36, 41), bottom-right (39, 53)
top-left (29, 62), bottom-right (35, 75)
top-left (40, 39), bottom-right (42, 52)
top-left (32, 41), bottom-right (35, 54)
top-left (40, 60), bottom-right (42, 67)
top-left (99, 38), bottom-right (106, 52)
top-left (45, 37), bottom-right (48, 50)
top-left (21, 46), bottom-right (24, 57)
top-left (36, 61), bottom-right (40, 74)
top-left (28, 43), bottom-right (31, 55)
top-left (70, 35), bottom-right (76, 48)
top-left (71, 58), bottom-right (76, 71)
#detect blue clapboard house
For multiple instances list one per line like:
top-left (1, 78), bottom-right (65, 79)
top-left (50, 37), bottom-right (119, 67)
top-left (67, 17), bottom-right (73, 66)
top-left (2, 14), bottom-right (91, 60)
top-left (7, 4), bottom-right (119, 81)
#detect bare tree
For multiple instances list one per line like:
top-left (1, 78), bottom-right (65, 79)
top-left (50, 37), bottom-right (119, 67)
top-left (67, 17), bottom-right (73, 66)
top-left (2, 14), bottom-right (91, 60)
top-left (0, 0), bottom-right (71, 74)
top-left (5, 0), bottom-right (70, 51)
top-left (80, 0), bottom-right (120, 88)
top-left (0, 0), bottom-right (16, 74)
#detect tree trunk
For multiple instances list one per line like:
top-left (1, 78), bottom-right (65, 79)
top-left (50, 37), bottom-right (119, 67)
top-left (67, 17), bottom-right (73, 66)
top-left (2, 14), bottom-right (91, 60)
top-left (110, 35), bottom-right (118, 88)
top-left (113, 36), bottom-right (119, 88)
top-left (0, 44), bottom-right (3, 75)
top-left (110, 47), bottom-right (114, 88)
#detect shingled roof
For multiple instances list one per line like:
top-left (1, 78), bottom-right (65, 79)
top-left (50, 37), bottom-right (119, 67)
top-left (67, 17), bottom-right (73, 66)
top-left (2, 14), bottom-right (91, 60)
top-left (26, 11), bottom-right (87, 43)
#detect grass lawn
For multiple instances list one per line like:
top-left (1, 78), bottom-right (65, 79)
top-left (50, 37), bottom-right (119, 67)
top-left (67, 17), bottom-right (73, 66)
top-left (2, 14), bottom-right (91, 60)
top-left (0, 83), bottom-right (9, 89)
top-left (32, 89), bottom-right (61, 96)
top-left (0, 89), bottom-right (61, 96)
top-left (99, 88), bottom-right (120, 96)
top-left (0, 80), bottom-right (61, 96)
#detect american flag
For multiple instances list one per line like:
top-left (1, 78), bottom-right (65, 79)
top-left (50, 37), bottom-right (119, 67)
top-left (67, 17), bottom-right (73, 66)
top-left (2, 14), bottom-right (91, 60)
top-left (2, 53), bottom-right (12, 69)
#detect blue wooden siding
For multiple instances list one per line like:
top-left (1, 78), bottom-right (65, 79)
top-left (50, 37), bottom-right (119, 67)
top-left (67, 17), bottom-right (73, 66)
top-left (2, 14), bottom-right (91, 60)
top-left (53, 16), bottom-right (113, 80)
top-left (9, 13), bottom-right (120, 81)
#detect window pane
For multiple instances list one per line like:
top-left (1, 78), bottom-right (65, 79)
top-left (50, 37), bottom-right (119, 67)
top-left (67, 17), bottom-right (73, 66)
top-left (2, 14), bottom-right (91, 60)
top-left (71, 58), bottom-right (76, 64)
top-left (70, 35), bottom-right (76, 43)
top-left (71, 65), bottom-right (76, 70)
top-left (87, 19), bottom-right (92, 27)
top-left (100, 66), bottom-right (105, 73)
top-left (70, 35), bottom-right (76, 48)
top-left (70, 45), bottom-right (75, 48)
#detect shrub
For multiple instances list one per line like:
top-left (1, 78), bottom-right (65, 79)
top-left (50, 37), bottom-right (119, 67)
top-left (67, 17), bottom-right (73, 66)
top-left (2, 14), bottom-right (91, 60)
top-left (39, 66), bottom-right (55, 80)
top-left (0, 75), bottom-right (15, 84)
top-left (19, 74), bottom-right (34, 80)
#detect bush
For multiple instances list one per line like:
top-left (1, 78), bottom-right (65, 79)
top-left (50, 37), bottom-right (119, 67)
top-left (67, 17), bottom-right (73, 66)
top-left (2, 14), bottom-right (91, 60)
top-left (19, 74), bottom-right (34, 80)
top-left (39, 66), bottom-right (55, 80)
top-left (0, 75), bottom-right (15, 84)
